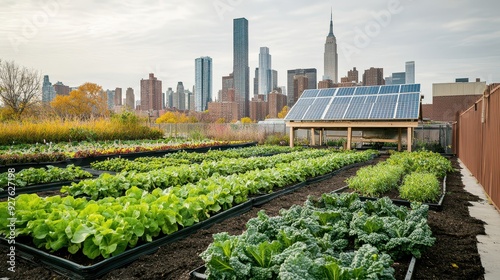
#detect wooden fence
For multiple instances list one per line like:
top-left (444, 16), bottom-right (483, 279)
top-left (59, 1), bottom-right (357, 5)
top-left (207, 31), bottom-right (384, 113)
top-left (458, 83), bottom-right (500, 211)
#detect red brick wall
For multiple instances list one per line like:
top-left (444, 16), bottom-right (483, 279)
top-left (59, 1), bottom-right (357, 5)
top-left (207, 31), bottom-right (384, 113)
top-left (422, 95), bottom-right (481, 121)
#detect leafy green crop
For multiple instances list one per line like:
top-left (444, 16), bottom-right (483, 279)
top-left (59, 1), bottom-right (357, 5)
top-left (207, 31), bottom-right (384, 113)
top-left (63, 148), bottom-right (346, 200)
top-left (201, 193), bottom-right (434, 279)
top-left (0, 165), bottom-right (92, 190)
top-left (399, 172), bottom-right (441, 203)
top-left (0, 150), bottom-right (375, 260)
top-left (345, 163), bottom-right (404, 196)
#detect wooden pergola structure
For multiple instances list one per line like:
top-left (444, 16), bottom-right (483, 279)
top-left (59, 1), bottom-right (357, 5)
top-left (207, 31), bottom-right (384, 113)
top-left (286, 120), bottom-right (418, 151)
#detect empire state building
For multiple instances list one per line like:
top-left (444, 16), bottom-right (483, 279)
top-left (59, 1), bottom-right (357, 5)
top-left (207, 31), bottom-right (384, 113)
top-left (324, 11), bottom-right (338, 83)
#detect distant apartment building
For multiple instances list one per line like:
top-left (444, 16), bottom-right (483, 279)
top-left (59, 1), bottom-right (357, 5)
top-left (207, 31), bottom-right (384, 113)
top-left (42, 75), bottom-right (56, 103)
top-left (362, 67), bottom-right (384, 86)
top-left (208, 89), bottom-right (239, 122)
top-left (347, 67), bottom-right (359, 83)
top-left (392, 72), bottom-right (406, 84)
top-left (172, 82), bottom-right (185, 110)
top-left (106, 89), bottom-right (115, 109)
top-left (268, 91), bottom-right (287, 118)
top-left (293, 75), bottom-right (309, 101)
top-left (253, 68), bottom-right (259, 97)
top-left (53, 81), bottom-right (70, 95)
top-left (221, 73), bottom-right (234, 102)
top-left (405, 61), bottom-right (415, 84)
top-left (287, 68), bottom-right (317, 107)
top-left (140, 73), bottom-right (162, 111)
top-left (249, 95), bottom-right (268, 121)
top-left (114, 87), bottom-right (122, 106)
top-left (126, 87), bottom-right (135, 110)
top-left (318, 79), bottom-right (334, 89)
top-left (422, 80), bottom-right (487, 122)
top-left (195, 56), bottom-right (212, 111)
top-left (165, 87), bottom-right (174, 108)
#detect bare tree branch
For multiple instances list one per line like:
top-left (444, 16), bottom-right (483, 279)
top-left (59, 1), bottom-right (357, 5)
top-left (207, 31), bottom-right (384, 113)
top-left (0, 60), bottom-right (42, 118)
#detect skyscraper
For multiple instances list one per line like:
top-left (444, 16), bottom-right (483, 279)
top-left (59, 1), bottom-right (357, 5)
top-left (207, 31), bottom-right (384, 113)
top-left (195, 56), bottom-right (213, 112)
top-left (140, 73), bottom-right (162, 111)
top-left (126, 87), bottom-right (135, 110)
top-left (42, 75), bottom-right (56, 103)
top-left (114, 87), bottom-right (122, 106)
top-left (324, 11), bottom-right (338, 83)
top-left (258, 47), bottom-right (272, 98)
top-left (175, 82), bottom-right (185, 110)
top-left (253, 68), bottom-right (259, 97)
top-left (405, 61), bottom-right (415, 84)
top-left (287, 68), bottom-right (317, 107)
top-left (166, 87), bottom-right (174, 108)
top-left (106, 89), bottom-right (115, 109)
top-left (233, 18), bottom-right (249, 119)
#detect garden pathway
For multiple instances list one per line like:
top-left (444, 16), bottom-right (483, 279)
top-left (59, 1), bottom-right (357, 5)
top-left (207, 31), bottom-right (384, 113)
top-left (460, 160), bottom-right (500, 280)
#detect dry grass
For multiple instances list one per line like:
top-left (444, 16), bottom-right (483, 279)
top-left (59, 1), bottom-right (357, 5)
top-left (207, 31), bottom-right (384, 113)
top-left (0, 118), bottom-right (162, 145)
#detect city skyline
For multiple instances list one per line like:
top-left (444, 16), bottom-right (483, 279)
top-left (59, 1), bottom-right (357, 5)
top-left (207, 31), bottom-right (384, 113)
top-left (2, 1), bottom-right (500, 105)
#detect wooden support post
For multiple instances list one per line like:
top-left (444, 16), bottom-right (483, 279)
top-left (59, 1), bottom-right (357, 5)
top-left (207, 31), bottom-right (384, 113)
top-left (319, 129), bottom-right (324, 146)
top-left (347, 127), bottom-right (352, 150)
top-left (407, 127), bottom-right (412, 152)
top-left (310, 128), bottom-right (315, 146)
top-left (289, 127), bottom-right (295, 148)
top-left (398, 128), bottom-right (402, 151)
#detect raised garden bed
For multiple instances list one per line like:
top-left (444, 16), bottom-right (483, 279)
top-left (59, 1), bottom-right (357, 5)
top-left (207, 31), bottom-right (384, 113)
top-left (0, 159), bottom-right (371, 280)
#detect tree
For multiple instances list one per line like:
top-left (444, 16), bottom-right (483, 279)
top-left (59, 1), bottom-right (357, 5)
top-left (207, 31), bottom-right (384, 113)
top-left (277, 106), bottom-right (289, 119)
top-left (51, 82), bottom-right (108, 119)
top-left (240, 117), bottom-right (253, 124)
top-left (0, 60), bottom-right (42, 119)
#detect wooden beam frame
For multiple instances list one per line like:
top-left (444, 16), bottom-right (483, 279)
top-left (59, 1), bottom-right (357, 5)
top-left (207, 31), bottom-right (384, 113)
top-left (286, 120), bottom-right (418, 151)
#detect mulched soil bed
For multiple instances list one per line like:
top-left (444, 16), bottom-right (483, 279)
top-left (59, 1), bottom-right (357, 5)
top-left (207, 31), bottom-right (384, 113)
top-left (0, 157), bottom-right (485, 279)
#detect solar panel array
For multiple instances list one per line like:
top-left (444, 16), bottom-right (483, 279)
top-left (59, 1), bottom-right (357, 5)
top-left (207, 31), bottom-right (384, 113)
top-left (285, 84), bottom-right (421, 121)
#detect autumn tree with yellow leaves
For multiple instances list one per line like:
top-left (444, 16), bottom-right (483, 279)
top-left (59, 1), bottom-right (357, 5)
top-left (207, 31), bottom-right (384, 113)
top-left (277, 106), bottom-right (289, 119)
top-left (51, 82), bottom-right (109, 119)
top-left (155, 111), bottom-right (198, 124)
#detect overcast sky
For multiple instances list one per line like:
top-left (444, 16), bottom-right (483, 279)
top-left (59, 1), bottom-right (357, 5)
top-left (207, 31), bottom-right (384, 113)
top-left (1, 0), bottom-right (499, 104)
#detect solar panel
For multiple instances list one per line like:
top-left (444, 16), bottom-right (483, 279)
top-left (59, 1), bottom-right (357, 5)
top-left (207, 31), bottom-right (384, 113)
top-left (300, 89), bottom-right (320, 98)
top-left (284, 98), bottom-right (314, 120)
top-left (318, 88), bottom-right (336, 97)
top-left (395, 93), bottom-right (420, 119)
top-left (400, 84), bottom-right (420, 93)
top-left (379, 85), bottom-right (400, 94)
top-left (345, 96), bottom-right (373, 119)
top-left (336, 87), bottom-right (356, 96)
top-left (286, 84), bottom-right (421, 121)
top-left (370, 94), bottom-right (398, 119)
top-left (354, 86), bottom-right (380, 95)
top-left (323, 96), bottom-right (351, 120)
top-left (302, 98), bottom-right (332, 120)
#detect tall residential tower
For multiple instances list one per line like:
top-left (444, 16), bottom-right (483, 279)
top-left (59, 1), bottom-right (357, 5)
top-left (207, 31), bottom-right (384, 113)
top-left (195, 56), bottom-right (213, 111)
top-left (258, 47), bottom-right (272, 99)
top-left (406, 61), bottom-right (415, 84)
top-left (233, 18), bottom-right (249, 119)
top-left (140, 73), bottom-right (162, 111)
top-left (324, 11), bottom-right (338, 83)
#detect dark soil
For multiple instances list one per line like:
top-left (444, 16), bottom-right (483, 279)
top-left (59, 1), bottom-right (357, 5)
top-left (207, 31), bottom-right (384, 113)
top-left (0, 157), bottom-right (485, 280)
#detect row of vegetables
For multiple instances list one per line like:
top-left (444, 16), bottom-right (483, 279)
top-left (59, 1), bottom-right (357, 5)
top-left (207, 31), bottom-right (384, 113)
top-left (0, 140), bottom-right (248, 165)
top-left (346, 151), bottom-right (453, 202)
top-left (200, 193), bottom-right (435, 280)
top-left (90, 145), bottom-right (298, 172)
top-left (0, 150), bottom-right (376, 260)
top-left (62, 148), bottom-right (338, 200)
top-left (0, 145), bottom-right (296, 190)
